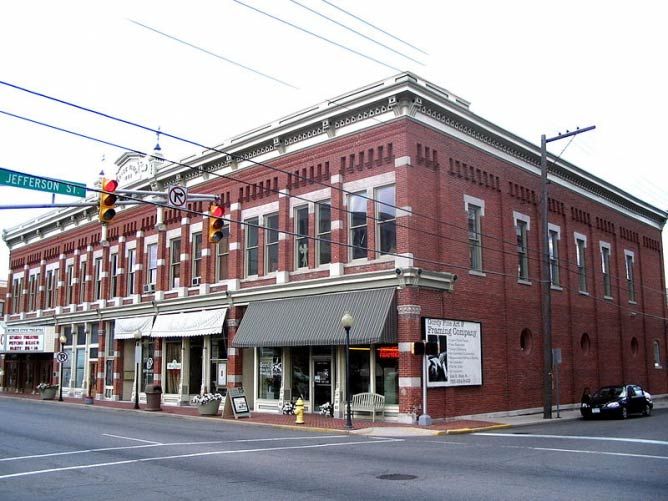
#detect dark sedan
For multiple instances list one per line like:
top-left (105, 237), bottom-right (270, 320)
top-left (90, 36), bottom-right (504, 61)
top-left (581, 384), bottom-right (653, 419)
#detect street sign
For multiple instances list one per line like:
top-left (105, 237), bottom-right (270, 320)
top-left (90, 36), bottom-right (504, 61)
top-left (1, 167), bottom-right (86, 198)
top-left (56, 351), bottom-right (69, 363)
top-left (167, 185), bottom-right (187, 208)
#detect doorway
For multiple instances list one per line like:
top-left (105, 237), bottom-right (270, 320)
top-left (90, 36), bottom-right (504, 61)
top-left (313, 357), bottom-right (332, 409)
top-left (88, 362), bottom-right (97, 398)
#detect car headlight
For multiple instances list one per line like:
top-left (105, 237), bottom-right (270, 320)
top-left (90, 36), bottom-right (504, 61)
top-left (605, 401), bottom-right (620, 408)
top-left (581, 402), bottom-right (589, 408)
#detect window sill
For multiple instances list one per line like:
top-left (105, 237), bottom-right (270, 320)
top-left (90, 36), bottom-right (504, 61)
top-left (628, 300), bottom-right (637, 305)
top-left (603, 295), bottom-right (614, 301)
top-left (550, 285), bottom-right (563, 291)
top-left (468, 270), bottom-right (486, 277)
top-left (578, 291), bottom-right (590, 296)
top-left (517, 279), bottom-right (532, 286)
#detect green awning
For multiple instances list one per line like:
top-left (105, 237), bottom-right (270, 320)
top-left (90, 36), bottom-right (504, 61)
top-left (232, 288), bottom-right (396, 348)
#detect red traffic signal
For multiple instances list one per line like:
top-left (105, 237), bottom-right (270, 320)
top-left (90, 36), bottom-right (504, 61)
top-left (98, 178), bottom-right (118, 223)
top-left (208, 203), bottom-right (226, 243)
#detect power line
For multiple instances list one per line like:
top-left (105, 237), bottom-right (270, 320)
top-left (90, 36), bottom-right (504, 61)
top-left (127, 18), bottom-right (298, 90)
top-left (231, 0), bottom-right (402, 72)
top-left (320, 0), bottom-right (428, 56)
top-left (288, 0), bottom-right (424, 66)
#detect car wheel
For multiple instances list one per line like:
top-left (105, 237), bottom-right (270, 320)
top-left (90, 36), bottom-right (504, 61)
top-left (642, 405), bottom-right (652, 417)
top-left (620, 407), bottom-right (628, 419)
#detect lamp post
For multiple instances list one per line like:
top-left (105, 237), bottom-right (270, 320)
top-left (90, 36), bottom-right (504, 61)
top-left (133, 330), bottom-right (142, 409)
top-left (340, 312), bottom-right (354, 430)
top-left (58, 334), bottom-right (67, 402)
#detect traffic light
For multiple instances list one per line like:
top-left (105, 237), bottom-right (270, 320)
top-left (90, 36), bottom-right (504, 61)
top-left (208, 203), bottom-right (226, 243)
top-left (98, 178), bottom-right (118, 223)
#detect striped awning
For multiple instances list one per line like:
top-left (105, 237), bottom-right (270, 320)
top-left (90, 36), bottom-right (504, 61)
top-left (232, 288), bottom-right (396, 348)
top-left (151, 308), bottom-right (227, 338)
top-left (114, 316), bottom-right (154, 340)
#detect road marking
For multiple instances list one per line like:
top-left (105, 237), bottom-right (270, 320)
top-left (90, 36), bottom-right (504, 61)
top-left (0, 435), bottom-right (348, 462)
top-left (532, 447), bottom-right (668, 460)
top-left (476, 433), bottom-right (668, 446)
top-left (102, 433), bottom-right (163, 444)
top-left (0, 438), bottom-right (403, 480)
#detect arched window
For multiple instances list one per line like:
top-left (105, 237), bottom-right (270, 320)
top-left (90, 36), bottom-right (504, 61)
top-left (520, 328), bottom-right (533, 354)
top-left (631, 337), bottom-right (639, 357)
top-left (580, 333), bottom-right (591, 355)
top-left (654, 340), bottom-right (662, 368)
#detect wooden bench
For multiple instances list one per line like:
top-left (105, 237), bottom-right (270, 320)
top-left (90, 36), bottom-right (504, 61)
top-left (350, 392), bottom-right (385, 421)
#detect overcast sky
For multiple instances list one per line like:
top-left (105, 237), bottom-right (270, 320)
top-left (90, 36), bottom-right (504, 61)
top-left (1, 0), bottom-right (667, 281)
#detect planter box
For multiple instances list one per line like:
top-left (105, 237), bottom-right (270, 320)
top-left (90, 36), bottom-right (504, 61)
top-left (196, 399), bottom-right (221, 416)
top-left (39, 388), bottom-right (57, 400)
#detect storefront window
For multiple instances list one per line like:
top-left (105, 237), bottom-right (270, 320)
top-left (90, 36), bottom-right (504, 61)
top-left (76, 325), bottom-right (86, 345)
top-left (90, 323), bottom-right (99, 345)
top-left (62, 348), bottom-right (72, 387)
top-left (375, 345), bottom-right (399, 405)
top-left (105, 359), bottom-right (113, 386)
top-left (165, 341), bottom-right (181, 394)
top-left (211, 335), bottom-right (228, 394)
top-left (350, 347), bottom-right (370, 395)
top-left (258, 347), bottom-right (281, 400)
top-left (291, 347), bottom-right (310, 400)
top-left (189, 338), bottom-right (203, 394)
top-left (141, 338), bottom-right (155, 391)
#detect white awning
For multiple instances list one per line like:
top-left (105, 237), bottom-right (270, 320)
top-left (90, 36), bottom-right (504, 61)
top-left (114, 316), bottom-right (154, 340)
top-left (151, 308), bottom-right (227, 338)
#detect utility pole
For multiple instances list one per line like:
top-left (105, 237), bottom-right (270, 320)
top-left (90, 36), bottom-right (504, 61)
top-left (541, 125), bottom-right (595, 419)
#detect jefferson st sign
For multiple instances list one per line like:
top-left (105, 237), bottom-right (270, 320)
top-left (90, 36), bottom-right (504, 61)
top-left (1, 167), bottom-right (86, 198)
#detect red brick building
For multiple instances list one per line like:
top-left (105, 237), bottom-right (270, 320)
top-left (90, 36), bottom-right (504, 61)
top-left (2, 73), bottom-right (666, 421)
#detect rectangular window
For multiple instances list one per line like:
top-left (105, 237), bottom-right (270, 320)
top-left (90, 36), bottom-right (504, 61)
top-left (468, 205), bottom-right (482, 271)
top-left (79, 261), bottom-right (87, 304)
top-left (549, 230), bottom-right (560, 286)
top-left (12, 278), bottom-right (21, 313)
top-left (45, 269), bottom-right (55, 308)
top-left (165, 341), bottom-right (181, 394)
top-left (626, 254), bottom-right (636, 302)
top-left (66, 264), bottom-right (74, 304)
top-left (75, 348), bottom-right (85, 388)
top-left (295, 206), bottom-right (309, 269)
top-left (245, 217), bottom-right (259, 276)
top-left (127, 249), bottom-right (136, 295)
top-left (105, 359), bottom-right (113, 387)
top-left (146, 243), bottom-right (158, 285)
top-left (215, 232), bottom-right (229, 282)
top-left (191, 233), bottom-right (202, 284)
top-left (62, 347), bottom-right (72, 387)
top-left (601, 246), bottom-right (612, 297)
top-left (170, 238), bottom-right (181, 288)
top-left (265, 213), bottom-right (279, 273)
top-left (376, 185), bottom-right (396, 256)
top-left (109, 254), bottom-right (118, 298)
top-left (516, 220), bottom-right (529, 280)
top-left (349, 192), bottom-right (368, 260)
top-left (105, 323), bottom-right (114, 357)
top-left (28, 274), bottom-right (38, 311)
top-left (576, 238), bottom-right (587, 293)
top-left (317, 201), bottom-right (331, 266)
top-left (94, 257), bottom-right (102, 301)
top-left (258, 347), bottom-right (281, 400)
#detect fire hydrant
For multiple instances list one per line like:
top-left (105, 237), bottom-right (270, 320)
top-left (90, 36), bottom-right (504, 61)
top-left (295, 397), bottom-right (305, 424)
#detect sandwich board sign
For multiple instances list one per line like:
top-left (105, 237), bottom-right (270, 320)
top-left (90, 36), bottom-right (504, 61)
top-left (222, 386), bottom-right (251, 419)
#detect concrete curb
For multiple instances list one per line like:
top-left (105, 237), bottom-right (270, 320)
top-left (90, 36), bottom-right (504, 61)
top-left (443, 423), bottom-right (512, 435)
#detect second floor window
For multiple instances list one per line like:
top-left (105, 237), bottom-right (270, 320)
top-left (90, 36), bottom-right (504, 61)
top-left (265, 213), bottom-right (279, 273)
top-left (576, 238), bottom-right (587, 293)
top-left (146, 244), bottom-right (158, 285)
top-left (601, 245), bottom-right (612, 297)
top-left (66, 264), bottom-right (74, 304)
top-left (295, 206), bottom-right (309, 269)
top-left (28, 274), bottom-right (38, 311)
top-left (317, 201), bottom-right (331, 266)
top-left (516, 219), bottom-right (529, 281)
top-left (79, 261), bottom-right (87, 304)
top-left (245, 217), bottom-right (259, 276)
top-left (549, 230), bottom-right (560, 287)
top-left (94, 257), bottom-right (102, 301)
top-left (170, 238), bottom-right (181, 288)
top-left (216, 231), bottom-right (229, 282)
top-left (109, 254), bottom-right (118, 298)
top-left (625, 253), bottom-right (636, 302)
top-left (468, 205), bottom-right (482, 271)
top-left (376, 185), bottom-right (396, 256)
top-left (349, 192), bottom-right (367, 260)
top-left (191, 233), bottom-right (202, 284)
top-left (127, 249), bottom-right (136, 295)
top-left (12, 278), bottom-right (22, 313)
top-left (45, 269), bottom-right (55, 308)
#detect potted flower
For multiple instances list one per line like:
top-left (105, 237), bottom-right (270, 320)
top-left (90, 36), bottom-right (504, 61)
top-left (191, 392), bottom-right (224, 416)
top-left (36, 382), bottom-right (58, 400)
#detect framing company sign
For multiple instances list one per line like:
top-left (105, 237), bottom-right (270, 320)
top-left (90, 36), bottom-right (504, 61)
top-left (423, 318), bottom-right (482, 388)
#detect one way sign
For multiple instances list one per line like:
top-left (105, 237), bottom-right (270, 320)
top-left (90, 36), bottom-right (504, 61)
top-left (167, 185), bottom-right (188, 208)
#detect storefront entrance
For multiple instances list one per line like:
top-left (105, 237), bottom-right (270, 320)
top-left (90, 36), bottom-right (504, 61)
top-left (313, 357), bottom-right (332, 409)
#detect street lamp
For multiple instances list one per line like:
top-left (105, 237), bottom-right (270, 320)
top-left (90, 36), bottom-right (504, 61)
top-left (133, 329), bottom-right (142, 409)
top-left (340, 312), bottom-right (354, 430)
top-left (58, 334), bottom-right (67, 402)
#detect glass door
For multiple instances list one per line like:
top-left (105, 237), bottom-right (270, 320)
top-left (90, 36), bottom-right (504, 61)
top-left (312, 357), bottom-right (332, 410)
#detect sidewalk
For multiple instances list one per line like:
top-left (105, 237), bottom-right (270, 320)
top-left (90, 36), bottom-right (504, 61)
top-left (4, 391), bottom-right (661, 437)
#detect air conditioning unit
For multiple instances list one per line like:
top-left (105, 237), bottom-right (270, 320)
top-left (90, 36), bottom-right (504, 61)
top-left (143, 283), bottom-right (156, 294)
top-left (192, 277), bottom-right (201, 286)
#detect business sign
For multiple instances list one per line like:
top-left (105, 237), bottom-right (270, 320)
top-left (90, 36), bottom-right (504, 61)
top-left (7, 333), bottom-right (44, 352)
top-left (0, 167), bottom-right (86, 198)
top-left (423, 318), bottom-right (482, 387)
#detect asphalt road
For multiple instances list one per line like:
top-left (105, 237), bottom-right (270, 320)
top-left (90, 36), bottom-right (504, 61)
top-left (1, 398), bottom-right (666, 500)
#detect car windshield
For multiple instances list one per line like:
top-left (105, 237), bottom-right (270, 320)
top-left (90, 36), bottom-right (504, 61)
top-left (593, 386), bottom-right (625, 399)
